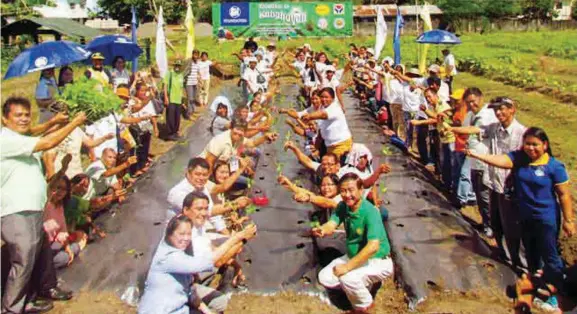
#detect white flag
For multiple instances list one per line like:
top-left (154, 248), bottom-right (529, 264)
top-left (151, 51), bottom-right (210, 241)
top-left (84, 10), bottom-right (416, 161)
top-left (374, 5), bottom-right (387, 60)
top-left (156, 6), bottom-right (168, 78)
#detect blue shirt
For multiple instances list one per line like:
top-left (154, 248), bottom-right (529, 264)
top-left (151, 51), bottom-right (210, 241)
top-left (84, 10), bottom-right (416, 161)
top-left (138, 240), bottom-right (214, 314)
top-left (507, 151), bottom-right (569, 223)
top-left (35, 76), bottom-right (58, 100)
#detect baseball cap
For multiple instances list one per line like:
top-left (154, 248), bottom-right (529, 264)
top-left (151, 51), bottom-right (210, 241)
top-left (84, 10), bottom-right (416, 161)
top-left (450, 88), bottom-right (465, 100)
top-left (488, 97), bottom-right (515, 109)
top-left (325, 65), bottom-right (336, 73)
top-left (381, 56), bottom-right (394, 65)
top-left (406, 68), bottom-right (422, 77)
top-left (267, 41), bottom-right (276, 47)
top-left (428, 64), bottom-right (441, 73)
top-left (366, 48), bottom-right (375, 56)
top-left (116, 86), bottom-right (130, 100)
top-left (91, 52), bottom-right (105, 60)
top-left (247, 57), bottom-right (258, 63)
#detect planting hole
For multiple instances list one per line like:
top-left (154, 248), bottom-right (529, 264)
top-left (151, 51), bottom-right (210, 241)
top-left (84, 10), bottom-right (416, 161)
top-left (297, 220), bottom-right (305, 224)
top-left (153, 222), bottom-right (161, 226)
top-left (259, 176), bottom-right (265, 180)
top-left (396, 223), bottom-right (404, 228)
top-left (244, 259), bottom-right (252, 264)
top-left (296, 243), bottom-right (305, 249)
top-left (440, 212), bottom-right (449, 217)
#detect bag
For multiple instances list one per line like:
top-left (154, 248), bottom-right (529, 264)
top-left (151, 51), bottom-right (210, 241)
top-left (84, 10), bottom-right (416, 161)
top-left (256, 69), bottom-right (266, 84)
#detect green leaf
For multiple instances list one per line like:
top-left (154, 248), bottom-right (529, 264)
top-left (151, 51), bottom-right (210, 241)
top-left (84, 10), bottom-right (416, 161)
top-left (309, 221), bottom-right (320, 228)
top-left (245, 204), bottom-right (257, 215)
top-left (380, 186), bottom-right (388, 193)
top-left (381, 146), bottom-right (392, 156)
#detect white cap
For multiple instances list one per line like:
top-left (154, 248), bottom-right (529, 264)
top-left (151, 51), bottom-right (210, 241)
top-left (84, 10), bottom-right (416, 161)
top-left (382, 56), bottom-right (394, 65)
top-left (267, 41), bottom-right (276, 47)
top-left (428, 64), bottom-right (441, 73)
top-left (303, 43), bottom-right (311, 49)
top-left (366, 48), bottom-right (375, 56)
top-left (325, 65), bottom-right (336, 72)
top-left (247, 57), bottom-right (258, 63)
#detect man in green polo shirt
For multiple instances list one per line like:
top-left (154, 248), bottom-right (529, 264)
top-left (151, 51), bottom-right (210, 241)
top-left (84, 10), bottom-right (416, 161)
top-left (163, 59), bottom-right (185, 141)
top-left (314, 173), bottom-right (393, 313)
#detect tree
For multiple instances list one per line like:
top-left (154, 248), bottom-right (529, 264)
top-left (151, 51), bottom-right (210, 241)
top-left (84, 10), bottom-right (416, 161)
top-left (520, 0), bottom-right (556, 21)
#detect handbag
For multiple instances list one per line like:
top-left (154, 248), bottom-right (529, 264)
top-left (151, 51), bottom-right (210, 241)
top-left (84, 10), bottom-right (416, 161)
top-left (256, 69), bottom-right (266, 84)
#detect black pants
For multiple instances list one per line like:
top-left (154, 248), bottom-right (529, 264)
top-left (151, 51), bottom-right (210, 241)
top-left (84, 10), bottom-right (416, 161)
top-left (444, 76), bottom-right (454, 94)
top-left (166, 103), bottom-right (181, 137)
top-left (130, 131), bottom-right (151, 174)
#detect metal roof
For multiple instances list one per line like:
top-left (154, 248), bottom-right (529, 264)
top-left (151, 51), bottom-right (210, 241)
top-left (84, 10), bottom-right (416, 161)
top-left (1, 17), bottom-right (101, 39)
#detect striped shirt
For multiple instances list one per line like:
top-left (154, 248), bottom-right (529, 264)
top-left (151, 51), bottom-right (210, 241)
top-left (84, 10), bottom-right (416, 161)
top-left (187, 62), bottom-right (200, 86)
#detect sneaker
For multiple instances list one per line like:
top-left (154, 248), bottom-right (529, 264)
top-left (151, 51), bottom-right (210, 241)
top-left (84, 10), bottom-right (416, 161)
top-left (483, 226), bottom-right (494, 238)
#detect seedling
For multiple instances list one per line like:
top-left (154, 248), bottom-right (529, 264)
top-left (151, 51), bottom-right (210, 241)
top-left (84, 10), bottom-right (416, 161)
top-left (245, 204), bottom-right (257, 215)
top-left (381, 146), bottom-right (393, 156)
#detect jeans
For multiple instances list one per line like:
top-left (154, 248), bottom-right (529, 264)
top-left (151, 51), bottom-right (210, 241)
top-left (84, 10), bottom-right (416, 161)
top-left (453, 151), bottom-right (476, 205)
top-left (490, 190), bottom-right (522, 267)
top-left (402, 112), bottom-right (414, 149)
top-left (521, 218), bottom-right (564, 289)
top-left (441, 142), bottom-right (454, 190)
top-left (185, 85), bottom-right (197, 116)
top-left (471, 169), bottom-right (490, 228)
top-left (379, 205), bottom-right (389, 222)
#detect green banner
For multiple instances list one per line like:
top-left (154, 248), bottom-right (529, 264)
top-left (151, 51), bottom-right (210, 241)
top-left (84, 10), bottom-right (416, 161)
top-left (212, 2), bottom-right (353, 38)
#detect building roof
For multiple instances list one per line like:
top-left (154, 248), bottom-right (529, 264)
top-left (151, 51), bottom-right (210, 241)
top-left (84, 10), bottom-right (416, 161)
top-left (1, 17), bottom-right (101, 39)
top-left (354, 5), bottom-right (443, 18)
top-left (33, 0), bottom-right (88, 19)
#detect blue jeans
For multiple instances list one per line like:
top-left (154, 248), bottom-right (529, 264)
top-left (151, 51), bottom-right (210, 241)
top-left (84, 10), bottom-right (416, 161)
top-left (403, 112), bottom-right (414, 149)
top-left (521, 218), bottom-right (564, 289)
top-left (379, 205), bottom-right (389, 222)
top-left (453, 151), bottom-right (476, 205)
top-left (441, 143), bottom-right (454, 190)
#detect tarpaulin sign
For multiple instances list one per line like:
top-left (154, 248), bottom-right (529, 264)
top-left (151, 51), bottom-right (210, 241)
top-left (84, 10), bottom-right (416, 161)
top-left (212, 1), bottom-right (353, 38)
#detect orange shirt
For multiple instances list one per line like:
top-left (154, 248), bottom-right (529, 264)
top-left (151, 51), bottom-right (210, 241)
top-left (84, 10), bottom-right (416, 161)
top-left (453, 105), bottom-right (469, 152)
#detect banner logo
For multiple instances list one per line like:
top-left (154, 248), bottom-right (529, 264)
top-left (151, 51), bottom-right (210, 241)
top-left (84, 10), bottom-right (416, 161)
top-left (315, 4), bottom-right (330, 16)
top-left (222, 2), bottom-right (249, 26)
top-left (333, 4), bottom-right (344, 15)
top-left (334, 18), bottom-right (345, 29)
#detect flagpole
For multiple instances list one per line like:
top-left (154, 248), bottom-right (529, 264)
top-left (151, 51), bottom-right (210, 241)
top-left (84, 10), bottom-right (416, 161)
top-left (416, 0), bottom-right (420, 69)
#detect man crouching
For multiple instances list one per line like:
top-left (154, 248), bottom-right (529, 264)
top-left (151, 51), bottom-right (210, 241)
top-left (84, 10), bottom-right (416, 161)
top-left (313, 173), bottom-right (393, 313)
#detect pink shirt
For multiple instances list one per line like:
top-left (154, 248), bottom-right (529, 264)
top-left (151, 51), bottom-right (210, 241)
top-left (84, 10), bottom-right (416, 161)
top-left (43, 202), bottom-right (67, 242)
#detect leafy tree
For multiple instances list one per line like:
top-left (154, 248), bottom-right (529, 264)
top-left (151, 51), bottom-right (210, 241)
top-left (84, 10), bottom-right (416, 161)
top-left (519, 0), bottom-right (556, 21)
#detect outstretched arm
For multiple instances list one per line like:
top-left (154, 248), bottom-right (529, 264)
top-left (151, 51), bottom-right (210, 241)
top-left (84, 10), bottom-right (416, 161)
top-left (466, 151), bottom-right (513, 169)
top-left (284, 141), bottom-right (315, 171)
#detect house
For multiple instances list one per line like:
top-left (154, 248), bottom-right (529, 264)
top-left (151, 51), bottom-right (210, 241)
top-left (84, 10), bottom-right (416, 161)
top-left (553, 0), bottom-right (575, 21)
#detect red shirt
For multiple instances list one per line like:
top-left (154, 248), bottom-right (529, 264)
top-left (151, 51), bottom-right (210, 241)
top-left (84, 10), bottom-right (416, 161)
top-left (453, 105), bottom-right (469, 152)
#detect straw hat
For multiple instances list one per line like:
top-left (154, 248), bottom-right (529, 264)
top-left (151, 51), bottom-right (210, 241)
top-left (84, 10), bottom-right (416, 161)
top-left (91, 52), bottom-right (105, 60)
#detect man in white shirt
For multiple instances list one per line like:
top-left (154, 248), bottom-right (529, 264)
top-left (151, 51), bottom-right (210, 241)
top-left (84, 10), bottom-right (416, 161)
top-left (242, 57), bottom-right (268, 95)
top-left (442, 49), bottom-right (457, 92)
top-left (85, 148), bottom-right (136, 196)
top-left (484, 97), bottom-right (526, 269)
top-left (167, 158), bottom-right (250, 235)
top-left (1, 97), bottom-right (86, 313)
top-left (197, 52), bottom-right (215, 107)
top-left (199, 118), bottom-right (278, 171)
top-left (427, 65), bottom-right (450, 103)
top-left (302, 87), bottom-right (353, 161)
top-left (449, 87), bottom-right (498, 237)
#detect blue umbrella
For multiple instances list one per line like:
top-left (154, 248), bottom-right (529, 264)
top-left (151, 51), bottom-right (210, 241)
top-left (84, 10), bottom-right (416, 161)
top-left (4, 40), bottom-right (91, 80)
top-left (416, 29), bottom-right (462, 45)
top-left (85, 35), bottom-right (143, 66)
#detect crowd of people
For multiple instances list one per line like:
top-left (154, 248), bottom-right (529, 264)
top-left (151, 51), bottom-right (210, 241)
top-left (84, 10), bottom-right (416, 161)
top-left (1, 35), bottom-right (574, 314)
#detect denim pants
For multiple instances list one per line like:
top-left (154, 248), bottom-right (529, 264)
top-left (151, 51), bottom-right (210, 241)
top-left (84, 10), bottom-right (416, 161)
top-left (441, 142), bottom-right (454, 190)
top-left (402, 112), bottom-right (414, 149)
top-left (416, 124), bottom-right (439, 167)
top-left (521, 218), bottom-right (564, 289)
top-left (453, 151), bottom-right (476, 205)
top-left (471, 169), bottom-right (491, 228)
